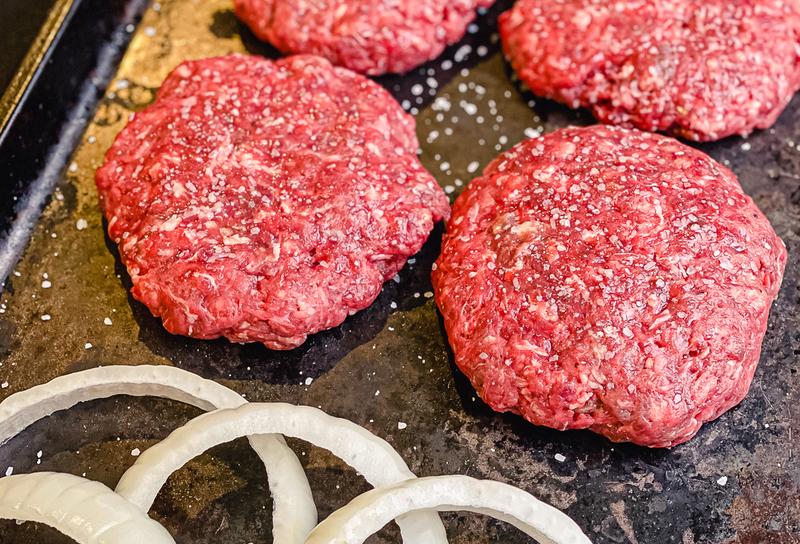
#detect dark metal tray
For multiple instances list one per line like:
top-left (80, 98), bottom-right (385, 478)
top-left (0, 0), bottom-right (798, 542)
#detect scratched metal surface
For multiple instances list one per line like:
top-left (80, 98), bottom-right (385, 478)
top-left (0, 1), bottom-right (798, 542)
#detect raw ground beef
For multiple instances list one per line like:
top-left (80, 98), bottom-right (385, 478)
top-left (499, 0), bottom-right (800, 142)
top-left (96, 54), bottom-right (449, 350)
top-left (234, 0), bottom-right (496, 75)
top-left (432, 125), bottom-right (786, 447)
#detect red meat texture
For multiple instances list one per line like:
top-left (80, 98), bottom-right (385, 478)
top-left (499, 0), bottom-right (800, 141)
top-left (96, 54), bottom-right (449, 350)
top-left (432, 125), bottom-right (786, 447)
top-left (234, 0), bottom-right (496, 75)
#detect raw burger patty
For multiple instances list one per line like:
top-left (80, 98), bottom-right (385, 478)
top-left (499, 0), bottom-right (800, 141)
top-left (432, 125), bottom-right (786, 447)
top-left (234, 0), bottom-right (495, 75)
top-left (96, 54), bottom-right (449, 350)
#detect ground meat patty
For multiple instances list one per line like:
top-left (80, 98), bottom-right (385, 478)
top-left (432, 125), bottom-right (786, 447)
top-left (234, 0), bottom-right (495, 75)
top-left (96, 54), bottom-right (449, 350)
top-left (499, 0), bottom-right (800, 142)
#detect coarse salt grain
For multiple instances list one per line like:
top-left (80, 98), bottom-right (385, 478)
top-left (524, 128), bottom-right (541, 139)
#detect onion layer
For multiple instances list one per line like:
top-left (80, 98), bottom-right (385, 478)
top-left (115, 403), bottom-right (448, 543)
top-left (0, 365), bottom-right (316, 543)
top-left (307, 475), bottom-right (593, 544)
top-left (0, 367), bottom-right (591, 543)
top-left (0, 472), bottom-right (174, 544)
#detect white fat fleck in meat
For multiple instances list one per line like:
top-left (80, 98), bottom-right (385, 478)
top-left (160, 214), bottom-right (182, 232)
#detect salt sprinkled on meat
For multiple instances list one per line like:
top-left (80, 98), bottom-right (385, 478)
top-left (234, 0), bottom-right (496, 75)
top-left (433, 125), bottom-right (786, 448)
top-left (96, 54), bottom-right (448, 350)
top-left (500, 0), bottom-right (800, 141)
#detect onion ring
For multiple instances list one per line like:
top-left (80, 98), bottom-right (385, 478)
top-left (115, 403), bottom-right (449, 543)
top-left (307, 475), bottom-right (592, 544)
top-left (0, 365), bottom-right (316, 543)
top-left (0, 472), bottom-right (174, 543)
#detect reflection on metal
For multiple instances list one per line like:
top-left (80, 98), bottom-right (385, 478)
top-left (0, 0), bottom-right (76, 135)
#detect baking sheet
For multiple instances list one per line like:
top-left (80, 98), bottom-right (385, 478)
top-left (0, 0), bottom-right (798, 542)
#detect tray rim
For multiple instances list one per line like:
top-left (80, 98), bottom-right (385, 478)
top-left (0, 0), bottom-right (149, 288)
top-left (0, 0), bottom-right (77, 139)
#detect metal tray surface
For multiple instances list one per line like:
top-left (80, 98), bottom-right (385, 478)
top-left (0, 1), bottom-right (798, 543)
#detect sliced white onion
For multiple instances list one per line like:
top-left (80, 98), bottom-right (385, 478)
top-left (0, 365), bottom-right (316, 543)
top-left (307, 475), bottom-right (592, 544)
top-left (115, 403), bottom-right (449, 544)
top-left (0, 472), bottom-right (174, 543)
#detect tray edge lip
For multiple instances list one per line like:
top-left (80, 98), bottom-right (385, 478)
top-left (0, 0), bottom-right (79, 138)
